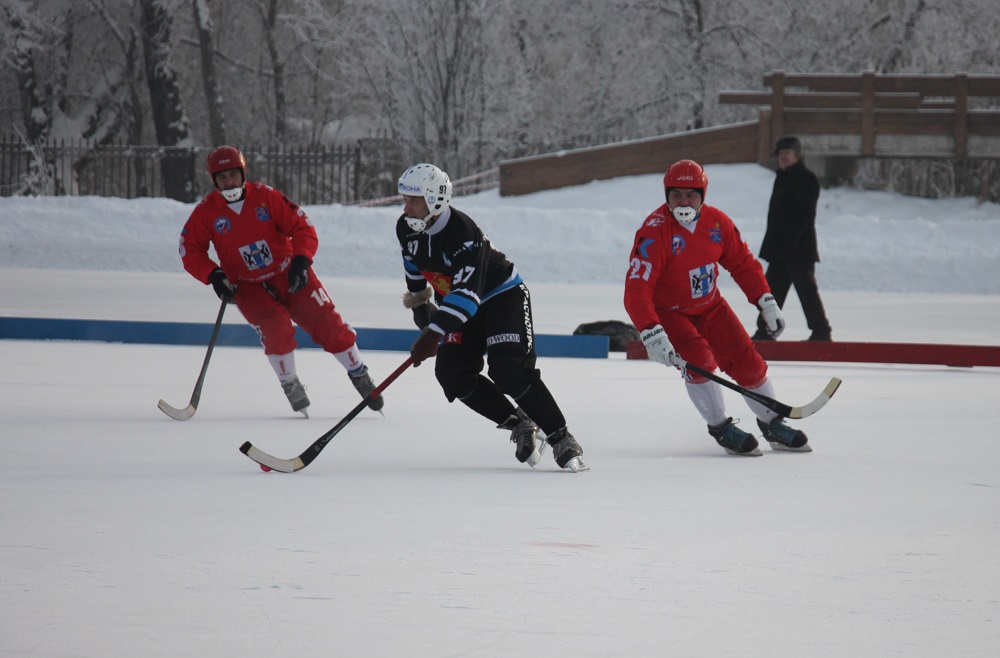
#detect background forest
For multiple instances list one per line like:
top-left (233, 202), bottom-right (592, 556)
top-left (2, 0), bottom-right (1000, 195)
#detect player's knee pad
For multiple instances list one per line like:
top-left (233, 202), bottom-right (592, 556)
top-left (486, 352), bottom-right (539, 398)
top-left (435, 366), bottom-right (478, 402)
top-left (725, 352), bottom-right (768, 389)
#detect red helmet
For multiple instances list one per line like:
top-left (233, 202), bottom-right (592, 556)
top-left (663, 159), bottom-right (707, 201)
top-left (206, 145), bottom-right (246, 182)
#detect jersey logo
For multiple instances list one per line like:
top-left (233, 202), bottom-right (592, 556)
top-left (240, 240), bottom-right (274, 270)
top-left (213, 217), bottom-right (231, 234)
top-left (689, 265), bottom-right (716, 299)
top-left (635, 238), bottom-right (654, 258)
top-left (444, 332), bottom-right (462, 344)
top-left (645, 216), bottom-right (665, 227)
top-left (672, 235), bottom-right (686, 254)
top-left (255, 205), bottom-right (271, 222)
top-left (709, 228), bottom-right (722, 243)
top-left (424, 271), bottom-right (452, 297)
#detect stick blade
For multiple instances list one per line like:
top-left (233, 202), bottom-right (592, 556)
top-left (239, 441), bottom-right (303, 473)
top-left (787, 377), bottom-right (842, 419)
top-left (158, 399), bottom-right (196, 421)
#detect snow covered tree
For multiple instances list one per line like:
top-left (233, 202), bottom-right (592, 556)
top-left (191, 0), bottom-right (227, 146)
top-left (139, 0), bottom-right (195, 200)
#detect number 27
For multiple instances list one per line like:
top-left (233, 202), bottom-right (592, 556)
top-left (628, 258), bottom-right (652, 280)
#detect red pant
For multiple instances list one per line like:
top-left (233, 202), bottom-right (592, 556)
top-left (234, 269), bottom-right (356, 356)
top-left (659, 297), bottom-right (767, 388)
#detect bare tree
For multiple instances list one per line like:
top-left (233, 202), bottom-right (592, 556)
top-left (2, 1), bottom-right (60, 143)
top-left (139, 0), bottom-right (195, 200)
top-left (191, 0), bottom-right (227, 145)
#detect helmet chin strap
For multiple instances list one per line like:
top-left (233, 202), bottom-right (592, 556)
top-left (672, 205), bottom-right (700, 224)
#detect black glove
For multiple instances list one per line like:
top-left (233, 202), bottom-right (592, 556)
top-left (207, 268), bottom-right (236, 303)
top-left (287, 255), bottom-right (311, 293)
top-left (412, 301), bottom-right (438, 329)
top-left (410, 327), bottom-right (443, 367)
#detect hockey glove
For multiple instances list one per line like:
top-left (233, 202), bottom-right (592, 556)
top-left (412, 301), bottom-right (438, 329)
top-left (640, 324), bottom-right (683, 367)
top-left (208, 268), bottom-right (237, 304)
top-left (757, 293), bottom-right (786, 339)
top-left (410, 327), bottom-right (444, 367)
top-left (287, 255), bottom-right (311, 294)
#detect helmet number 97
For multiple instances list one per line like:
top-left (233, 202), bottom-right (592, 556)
top-left (628, 257), bottom-right (652, 281)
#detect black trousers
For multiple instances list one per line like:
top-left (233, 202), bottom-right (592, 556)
top-left (435, 283), bottom-right (568, 433)
top-left (757, 260), bottom-right (832, 337)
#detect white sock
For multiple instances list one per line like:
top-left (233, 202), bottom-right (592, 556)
top-left (685, 380), bottom-right (728, 426)
top-left (267, 351), bottom-right (297, 383)
top-left (333, 344), bottom-right (364, 373)
top-left (745, 378), bottom-right (779, 424)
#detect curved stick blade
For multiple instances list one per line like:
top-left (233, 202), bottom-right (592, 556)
top-left (158, 399), bottom-right (196, 421)
top-left (787, 377), bottom-right (842, 419)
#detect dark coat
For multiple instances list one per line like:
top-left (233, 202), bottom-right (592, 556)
top-left (759, 161), bottom-right (821, 263)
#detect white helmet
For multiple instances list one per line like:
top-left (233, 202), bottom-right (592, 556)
top-left (398, 163), bottom-right (452, 232)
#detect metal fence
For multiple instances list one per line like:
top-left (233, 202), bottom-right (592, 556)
top-left (0, 136), bottom-right (407, 204)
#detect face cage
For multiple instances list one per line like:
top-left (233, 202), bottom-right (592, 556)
top-left (672, 206), bottom-right (700, 223)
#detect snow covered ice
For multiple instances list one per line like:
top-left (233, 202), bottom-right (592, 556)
top-left (1, 164), bottom-right (999, 657)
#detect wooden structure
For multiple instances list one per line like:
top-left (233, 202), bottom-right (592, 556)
top-left (722, 72), bottom-right (1000, 166)
top-left (499, 72), bottom-right (1000, 196)
top-left (499, 121), bottom-right (758, 197)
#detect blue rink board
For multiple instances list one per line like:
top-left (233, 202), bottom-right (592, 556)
top-left (0, 317), bottom-right (609, 359)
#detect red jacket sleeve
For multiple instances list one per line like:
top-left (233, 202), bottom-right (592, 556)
top-left (716, 213), bottom-right (769, 305)
top-left (180, 200), bottom-right (220, 284)
top-left (623, 207), bottom-right (670, 332)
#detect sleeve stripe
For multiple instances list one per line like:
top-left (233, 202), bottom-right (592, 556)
top-left (439, 305), bottom-right (469, 322)
top-left (442, 292), bottom-right (479, 317)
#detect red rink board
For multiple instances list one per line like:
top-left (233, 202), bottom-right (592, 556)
top-left (625, 340), bottom-right (1000, 368)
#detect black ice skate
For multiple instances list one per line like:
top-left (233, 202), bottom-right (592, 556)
top-left (281, 376), bottom-right (310, 418)
top-left (708, 417), bottom-right (762, 456)
top-left (757, 417), bottom-right (811, 452)
top-left (498, 408), bottom-right (545, 467)
top-left (348, 366), bottom-right (384, 412)
top-left (547, 427), bottom-right (589, 472)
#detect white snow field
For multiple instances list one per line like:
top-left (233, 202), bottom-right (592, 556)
top-left (1, 164), bottom-right (999, 657)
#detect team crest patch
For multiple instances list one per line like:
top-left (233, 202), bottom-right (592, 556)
top-left (213, 217), bottom-right (231, 234)
top-left (689, 264), bottom-right (716, 299)
top-left (239, 240), bottom-right (274, 270)
top-left (709, 228), bottom-right (722, 243)
top-left (255, 205), bottom-right (271, 222)
top-left (672, 234), bottom-right (686, 254)
top-left (444, 332), bottom-right (462, 344)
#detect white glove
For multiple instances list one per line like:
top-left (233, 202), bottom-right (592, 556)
top-left (758, 293), bottom-right (785, 338)
top-left (640, 324), bottom-right (683, 367)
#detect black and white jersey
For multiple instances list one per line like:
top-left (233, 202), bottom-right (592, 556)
top-left (396, 207), bottom-right (523, 336)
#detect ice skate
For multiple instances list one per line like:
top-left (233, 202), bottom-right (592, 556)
top-left (348, 365), bottom-right (384, 412)
top-left (708, 417), bottom-right (762, 456)
top-left (281, 376), bottom-right (310, 417)
top-left (547, 427), bottom-right (588, 472)
top-left (757, 417), bottom-right (811, 452)
top-left (498, 408), bottom-right (545, 467)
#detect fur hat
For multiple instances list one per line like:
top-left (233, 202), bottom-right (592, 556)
top-left (774, 135), bottom-right (802, 157)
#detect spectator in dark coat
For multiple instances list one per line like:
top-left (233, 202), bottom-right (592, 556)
top-left (753, 136), bottom-right (833, 341)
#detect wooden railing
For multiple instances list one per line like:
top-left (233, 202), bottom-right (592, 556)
top-left (720, 72), bottom-right (1000, 164)
top-left (499, 72), bottom-right (1000, 196)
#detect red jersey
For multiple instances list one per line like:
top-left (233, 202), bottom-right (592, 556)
top-left (624, 203), bottom-right (769, 331)
top-left (180, 182), bottom-right (319, 284)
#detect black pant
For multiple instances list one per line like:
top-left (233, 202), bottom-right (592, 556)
top-left (757, 260), bottom-right (832, 337)
top-left (435, 283), bottom-right (568, 433)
